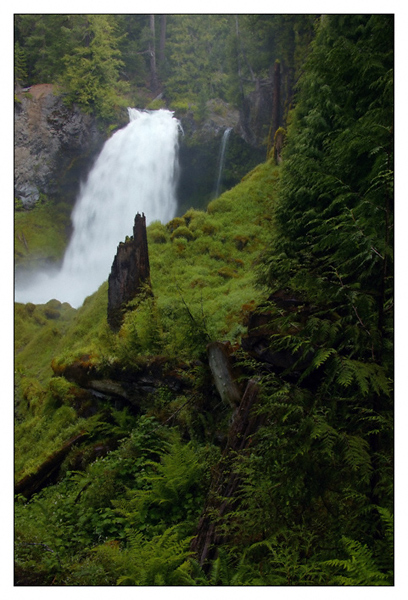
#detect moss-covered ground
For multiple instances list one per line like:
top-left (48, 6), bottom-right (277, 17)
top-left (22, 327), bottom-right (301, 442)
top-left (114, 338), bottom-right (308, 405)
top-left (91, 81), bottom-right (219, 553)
top-left (15, 200), bottom-right (72, 269)
top-left (14, 160), bottom-right (279, 481)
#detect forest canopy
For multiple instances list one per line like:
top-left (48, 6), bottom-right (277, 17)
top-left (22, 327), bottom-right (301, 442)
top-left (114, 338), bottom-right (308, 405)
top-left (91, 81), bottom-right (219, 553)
top-left (14, 14), bottom-right (317, 119)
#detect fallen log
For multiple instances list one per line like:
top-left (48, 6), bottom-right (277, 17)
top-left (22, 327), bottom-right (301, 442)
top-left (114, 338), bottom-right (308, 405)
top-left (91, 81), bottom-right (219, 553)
top-left (15, 432), bottom-right (88, 499)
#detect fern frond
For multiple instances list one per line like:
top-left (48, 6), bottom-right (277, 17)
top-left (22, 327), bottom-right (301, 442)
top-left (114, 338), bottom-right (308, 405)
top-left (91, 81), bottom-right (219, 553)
top-left (324, 536), bottom-right (392, 585)
top-left (340, 433), bottom-right (372, 482)
top-left (312, 347), bottom-right (336, 369)
top-left (376, 506), bottom-right (394, 555)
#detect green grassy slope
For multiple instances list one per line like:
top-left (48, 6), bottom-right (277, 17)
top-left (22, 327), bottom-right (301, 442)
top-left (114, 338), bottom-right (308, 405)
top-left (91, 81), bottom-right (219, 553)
top-left (14, 159), bottom-right (279, 480)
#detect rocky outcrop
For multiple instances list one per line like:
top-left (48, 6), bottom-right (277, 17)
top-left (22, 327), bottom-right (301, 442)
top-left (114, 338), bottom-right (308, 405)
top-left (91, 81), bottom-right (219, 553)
top-left (178, 99), bottom-right (240, 141)
top-left (14, 84), bottom-right (104, 208)
top-left (107, 212), bottom-right (151, 331)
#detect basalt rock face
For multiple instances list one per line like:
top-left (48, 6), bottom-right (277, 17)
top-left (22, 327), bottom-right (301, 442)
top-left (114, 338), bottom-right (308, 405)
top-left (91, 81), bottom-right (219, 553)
top-left (176, 99), bottom-right (265, 213)
top-left (14, 84), bottom-right (105, 208)
top-left (107, 213), bottom-right (151, 331)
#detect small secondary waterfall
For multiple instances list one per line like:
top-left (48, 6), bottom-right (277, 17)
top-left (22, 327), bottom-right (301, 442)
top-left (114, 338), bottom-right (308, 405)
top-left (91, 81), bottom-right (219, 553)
top-left (15, 108), bottom-right (181, 308)
top-left (213, 127), bottom-right (232, 199)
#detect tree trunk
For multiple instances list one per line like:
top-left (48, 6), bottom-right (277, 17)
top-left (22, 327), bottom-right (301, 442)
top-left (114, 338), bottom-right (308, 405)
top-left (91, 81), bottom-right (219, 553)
top-left (207, 341), bottom-right (242, 409)
top-left (272, 59), bottom-right (281, 137)
top-left (159, 15), bottom-right (167, 67)
top-left (149, 15), bottom-right (159, 92)
top-left (190, 378), bottom-right (264, 568)
top-left (235, 15), bottom-right (245, 101)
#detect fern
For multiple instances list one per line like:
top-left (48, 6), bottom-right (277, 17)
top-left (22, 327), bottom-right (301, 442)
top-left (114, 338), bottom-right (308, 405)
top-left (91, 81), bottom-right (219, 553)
top-left (340, 433), bottom-right (372, 483)
top-left (324, 536), bottom-right (393, 585)
top-left (113, 436), bottom-right (208, 538)
top-left (91, 526), bottom-right (194, 586)
top-left (309, 414), bottom-right (338, 458)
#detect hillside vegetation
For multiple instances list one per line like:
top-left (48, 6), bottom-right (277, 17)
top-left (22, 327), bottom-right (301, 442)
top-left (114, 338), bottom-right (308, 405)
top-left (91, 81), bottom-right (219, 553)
top-left (14, 14), bottom-right (394, 586)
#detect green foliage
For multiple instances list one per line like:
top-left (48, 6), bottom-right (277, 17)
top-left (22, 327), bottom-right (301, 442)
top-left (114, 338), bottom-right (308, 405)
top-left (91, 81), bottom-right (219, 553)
top-left (15, 12), bottom-right (317, 128)
top-left (91, 527), bottom-right (194, 586)
top-left (205, 15), bottom-right (394, 586)
top-left (14, 415), bottom-right (217, 585)
top-left (263, 16), bottom-right (393, 306)
top-left (324, 523), bottom-right (393, 585)
top-left (113, 436), bottom-right (210, 538)
top-left (164, 15), bottom-right (233, 103)
top-left (14, 14), bottom-right (393, 586)
top-left (15, 15), bottom-right (80, 84)
top-left (15, 300), bottom-right (76, 383)
top-left (60, 15), bottom-right (129, 119)
top-left (14, 159), bottom-right (279, 502)
top-left (14, 41), bottom-right (27, 84)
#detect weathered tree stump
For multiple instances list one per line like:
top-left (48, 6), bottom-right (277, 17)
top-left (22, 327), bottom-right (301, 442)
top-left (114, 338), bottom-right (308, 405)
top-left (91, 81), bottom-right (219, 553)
top-left (107, 212), bottom-right (151, 331)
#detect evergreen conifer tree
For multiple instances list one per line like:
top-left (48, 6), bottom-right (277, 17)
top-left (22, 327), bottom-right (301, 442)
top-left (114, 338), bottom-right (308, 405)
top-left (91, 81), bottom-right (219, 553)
top-left (61, 15), bottom-right (128, 118)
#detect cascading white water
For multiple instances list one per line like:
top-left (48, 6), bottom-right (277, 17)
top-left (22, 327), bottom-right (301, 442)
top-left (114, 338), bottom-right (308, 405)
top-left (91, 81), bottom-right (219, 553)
top-left (15, 108), bottom-right (181, 308)
top-left (213, 127), bottom-right (232, 199)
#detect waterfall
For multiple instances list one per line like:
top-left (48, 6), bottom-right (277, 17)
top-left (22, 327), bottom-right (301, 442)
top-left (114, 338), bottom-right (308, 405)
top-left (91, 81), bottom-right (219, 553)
top-left (15, 108), bottom-right (181, 308)
top-left (213, 127), bottom-right (232, 199)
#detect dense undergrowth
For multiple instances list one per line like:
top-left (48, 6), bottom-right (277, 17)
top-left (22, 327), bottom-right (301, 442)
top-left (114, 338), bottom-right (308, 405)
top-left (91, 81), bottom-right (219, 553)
top-left (14, 14), bottom-right (394, 587)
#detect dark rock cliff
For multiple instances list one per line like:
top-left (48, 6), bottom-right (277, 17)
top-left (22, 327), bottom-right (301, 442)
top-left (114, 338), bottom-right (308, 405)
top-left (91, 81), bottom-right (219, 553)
top-left (176, 99), bottom-right (265, 213)
top-left (14, 84), bottom-right (105, 209)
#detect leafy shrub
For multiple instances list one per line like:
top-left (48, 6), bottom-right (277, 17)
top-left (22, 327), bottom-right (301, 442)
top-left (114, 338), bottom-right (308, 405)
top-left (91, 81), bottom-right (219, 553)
top-left (169, 99), bottom-right (191, 113)
top-left (170, 226), bottom-right (194, 241)
top-left (166, 216), bottom-right (185, 233)
top-left (146, 98), bottom-right (166, 110)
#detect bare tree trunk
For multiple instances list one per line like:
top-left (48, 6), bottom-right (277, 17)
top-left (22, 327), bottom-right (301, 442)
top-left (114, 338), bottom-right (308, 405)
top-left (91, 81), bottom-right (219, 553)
top-left (235, 15), bottom-right (245, 100)
top-left (149, 15), bottom-right (159, 92)
top-left (159, 15), bottom-right (167, 66)
top-left (235, 15), bottom-right (255, 82)
top-left (272, 59), bottom-right (281, 137)
top-left (267, 59), bottom-right (283, 161)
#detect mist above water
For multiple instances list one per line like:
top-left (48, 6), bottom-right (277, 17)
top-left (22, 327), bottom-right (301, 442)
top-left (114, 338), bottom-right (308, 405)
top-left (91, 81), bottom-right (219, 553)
top-left (15, 108), bottom-right (181, 308)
